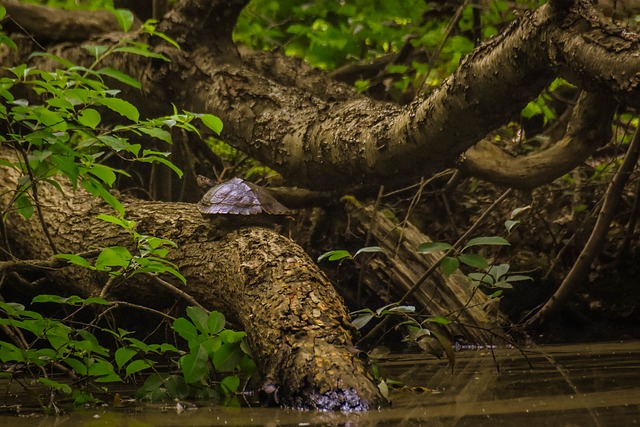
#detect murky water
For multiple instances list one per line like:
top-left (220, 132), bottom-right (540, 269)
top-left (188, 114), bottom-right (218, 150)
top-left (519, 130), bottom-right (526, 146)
top-left (1, 341), bottom-right (639, 426)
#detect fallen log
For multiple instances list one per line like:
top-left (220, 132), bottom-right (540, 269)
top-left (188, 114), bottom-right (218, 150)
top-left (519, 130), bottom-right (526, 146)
top-left (0, 149), bottom-right (385, 411)
top-left (345, 199), bottom-right (507, 345)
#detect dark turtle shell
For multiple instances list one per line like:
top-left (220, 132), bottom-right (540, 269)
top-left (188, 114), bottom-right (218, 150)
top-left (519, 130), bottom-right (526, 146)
top-left (197, 177), bottom-right (291, 215)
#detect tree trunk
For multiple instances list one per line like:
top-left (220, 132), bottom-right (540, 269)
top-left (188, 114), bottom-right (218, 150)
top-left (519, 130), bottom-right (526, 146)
top-left (0, 147), bottom-right (384, 410)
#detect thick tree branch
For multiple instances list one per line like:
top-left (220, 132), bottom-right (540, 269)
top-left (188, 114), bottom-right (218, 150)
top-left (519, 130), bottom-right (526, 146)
top-left (3, 0), bottom-right (639, 193)
top-left (460, 92), bottom-right (617, 189)
top-left (0, 0), bottom-right (121, 41)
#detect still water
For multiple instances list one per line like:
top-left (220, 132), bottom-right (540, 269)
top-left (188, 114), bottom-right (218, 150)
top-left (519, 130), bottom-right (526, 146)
top-left (1, 341), bottom-right (638, 426)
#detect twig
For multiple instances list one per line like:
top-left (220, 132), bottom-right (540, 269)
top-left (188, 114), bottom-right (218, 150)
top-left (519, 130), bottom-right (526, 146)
top-left (525, 124), bottom-right (640, 327)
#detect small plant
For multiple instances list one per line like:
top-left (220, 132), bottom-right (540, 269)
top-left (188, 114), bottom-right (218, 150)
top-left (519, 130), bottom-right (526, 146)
top-left (137, 306), bottom-right (255, 404)
top-left (417, 236), bottom-right (510, 276)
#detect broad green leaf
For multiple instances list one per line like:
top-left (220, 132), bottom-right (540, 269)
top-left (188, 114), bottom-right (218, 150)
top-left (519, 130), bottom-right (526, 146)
top-left (426, 316), bottom-right (452, 325)
top-left (95, 246), bottom-right (132, 271)
top-left (125, 359), bottom-right (152, 376)
top-left (137, 154), bottom-right (183, 178)
top-left (180, 345), bottom-right (209, 384)
top-left (207, 311), bottom-right (226, 335)
top-left (488, 263), bottom-right (510, 280)
top-left (219, 330), bottom-right (245, 344)
top-left (440, 256), bottom-right (459, 276)
top-left (95, 97), bottom-right (139, 122)
top-left (201, 336), bottom-right (222, 356)
top-left (64, 357), bottom-right (88, 376)
top-left (115, 347), bottom-right (136, 369)
top-left (463, 236), bottom-right (510, 250)
top-left (32, 294), bottom-right (69, 304)
top-left (200, 114), bottom-right (223, 134)
top-left (15, 193), bottom-right (34, 219)
top-left (111, 8), bottom-right (135, 32)
top-left (505, 275), bottom-right (533, 282)
top-left (88, 359), bottom-right (121, 382)
top-left (172, 317), bottom-right (199, 342)
top-left (96, 214), bottom-right (134, 229)
top-left (97, 67), bottom-right (141, 89)
top-left (417, 242), bottom-right (453, 254)
top-left (467, 272), bottom-right (495, 285)
top-left (39, 378), bottom-right (72, 394)
top-left (187, 306), bottom-right (210, 334)
top-left (82, 44), bottom-right (109, 59)
top-left (81, 177), bottom-right (125, 215)
top-left (89, 163), bottom-right (117, 186)
top-left (458, 253), bottom-right (488, 269)
top-left (220, 375), bottom-right (240, 395)
top-left (213, 342), bottom-right (243, 372)
top-left (138, 127), bottom-right (172, 143)
top-left (317, 250), bottom-right (352, 262)
top-left (77, 108), bottom-right (101, 129)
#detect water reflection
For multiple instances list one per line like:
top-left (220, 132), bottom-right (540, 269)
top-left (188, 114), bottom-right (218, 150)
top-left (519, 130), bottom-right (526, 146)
top-left (1, 341), bottom-right (639, 426)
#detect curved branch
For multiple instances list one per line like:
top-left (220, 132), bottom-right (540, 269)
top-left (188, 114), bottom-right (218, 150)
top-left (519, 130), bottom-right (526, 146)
top-left (460, 92), bottom-right (617, 189)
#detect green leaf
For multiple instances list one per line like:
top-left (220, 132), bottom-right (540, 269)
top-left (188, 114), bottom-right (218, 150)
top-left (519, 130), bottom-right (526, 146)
top-left (15, 193), bottom-right (34, 219)
top-left (137, 154), bottom-right (183, 178)
top-left (440, 256), bottom-right (459, 276)
top-left (77, 108), bottom-right (101, 129)
top-left (53, 254), bottom-right (94, 269)
top-left (39, 378), bottom-right (72, 394)
top-left (83, 44), bottom-right (109, 59)
top-left (220, 375), bottom-right (240, 395)
top-left (138, 127), bottom-right (172, 143)
top-left (458, 253), bottom-right (489, 269)
top-left (97, 67), bottom-right (141, 89)
top-left (505, 275), bottom-right (533, 282)
top-left (115, 347), bottom-right (136, 369)
top-left (213, 342), bottom-right (243, 372)
top-left (89, 163), bottom-right (117, 186)
top-left (425, 316), bottom-right (452, 325)
top-left (172, 317), bottom-right (199, 342)
top-left (95, 246), bottom-right (132, 271)
top-left (95, 97), bottom-right (139, 122)
top-left (200, 114), bottom-right (223, 134)
top-left (207, 311), bottom-right (226, 335)
top-left (317, 250), bottom-right (352, 262)
top-left (417, 242), bottom-right (453, 254)
top-left (187, 306), bottom-right (210, 334)
top-left (219, 330), bottom-right (245, 344)
top-left (125, 359), bottom-right (152, 376)
top-left (113, 46), bottom-right (168, 61)
top-left (111, 8), bottom-right (135, 32)
top-left (180, 345), bottom-right (209, 384)
top-left (64, 357), bottom-right (88, 376)
top-left (463, 236), bottom-right (510, 250)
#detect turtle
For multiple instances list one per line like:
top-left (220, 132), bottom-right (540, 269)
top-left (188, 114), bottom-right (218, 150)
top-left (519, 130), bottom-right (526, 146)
top-left (196, 176), bottom-right (292, 216)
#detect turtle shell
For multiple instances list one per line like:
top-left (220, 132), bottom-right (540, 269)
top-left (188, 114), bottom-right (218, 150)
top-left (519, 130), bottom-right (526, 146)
top-left (197, 177), bottom-right (291, 215)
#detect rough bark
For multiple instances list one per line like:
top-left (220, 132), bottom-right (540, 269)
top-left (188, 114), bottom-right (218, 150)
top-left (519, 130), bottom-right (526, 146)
top-left (1, 0), bottom-right (637, 191)
top-left (0, 147), bottom-right (384, 411)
